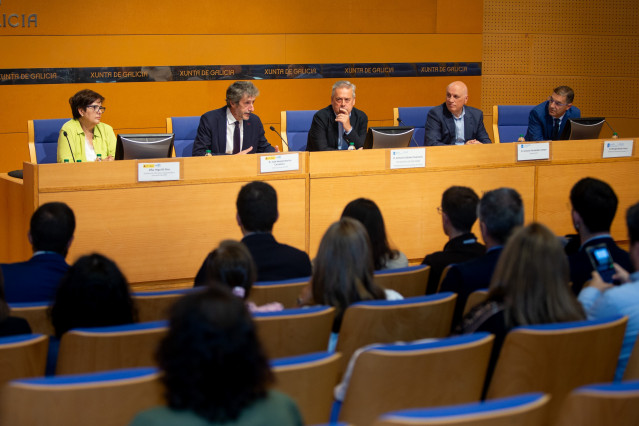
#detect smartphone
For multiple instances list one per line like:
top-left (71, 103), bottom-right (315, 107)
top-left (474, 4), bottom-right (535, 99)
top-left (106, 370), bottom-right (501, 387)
top-left (585, 244), bottom-right (615, 283)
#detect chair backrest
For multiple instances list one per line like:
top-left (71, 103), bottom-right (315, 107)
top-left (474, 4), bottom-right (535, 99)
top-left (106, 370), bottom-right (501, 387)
top-left (0, 334), bottom-right (49, 390)
top-left (166, 116), bottom-right (200, 157)
top-left (492, 105), bottom-right (535, 143)
top-left (393, 107), bottom-right (433, 146)
top-left (335, 293), bottom-right (457, 376)
top-left (253, 306), bottom-right (335, 358)
top-left (486, 315), bottom-right (628, 423)
top-left (375, 265), bottom-right (430, 297)
top-left (132, 288), bottom-right (195, 322)
top-left (554, 380), bottom-right (639, 426)
top-left (281, 110), bottom-right (317, 151)
top-left (9, 302), bottom-right (54, 336)
top-left (0, 367), bottom-right (163, 426)
top-left (28, 118), bottom-right (69, 163)
top-left (374, 392), bottom-right (549, 426)
top-left (623, 334), bottom-right (639, 380)
top-left (272, 352), bottom-right (342, 424)
top-left (249, 276), bottom-right (310, 308)
top-left (338, 333), bottom-right (494, 426)
top-left (55, 320), bottom-right (168, 375)
top-left (463, 289), bottom-right (489, 316)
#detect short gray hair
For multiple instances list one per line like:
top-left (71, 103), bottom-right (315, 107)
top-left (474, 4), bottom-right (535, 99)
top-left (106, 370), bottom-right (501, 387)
top-left (226, 81), bottom-right (259, 106)
top-left (332, 80), bottom-right (356, 98)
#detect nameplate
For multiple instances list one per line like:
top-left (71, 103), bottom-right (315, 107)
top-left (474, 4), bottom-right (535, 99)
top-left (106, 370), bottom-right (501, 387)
top-left (137, 162), bottom-right (181, 182)
top-left (390, 148), bottom-right (426, 169)
top-left (602, 140), bottom-right (634, 158)
top-left (260, 153), bottom-right (300, 173)
top-left (517, 142), bottom-right (550, 161)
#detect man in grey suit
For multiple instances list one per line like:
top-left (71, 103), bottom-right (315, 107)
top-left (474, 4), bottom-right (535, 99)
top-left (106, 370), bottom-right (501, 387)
top-left (424, 81), bottom-right (491, 146)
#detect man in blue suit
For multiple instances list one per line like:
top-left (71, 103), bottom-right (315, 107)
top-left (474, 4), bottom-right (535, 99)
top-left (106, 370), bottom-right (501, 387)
top-left (424, 81), bottom-right (491, 146)
top-left (525, 86), bottom-right (581, 141)
top-left (192, 81), bottom-right (277, 156)
top-left (1, 202), bottom-right (75, 303)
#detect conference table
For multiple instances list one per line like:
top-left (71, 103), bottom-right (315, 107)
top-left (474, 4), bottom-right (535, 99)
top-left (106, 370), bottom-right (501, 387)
top-left (1, 138), bottom-right (637, 288)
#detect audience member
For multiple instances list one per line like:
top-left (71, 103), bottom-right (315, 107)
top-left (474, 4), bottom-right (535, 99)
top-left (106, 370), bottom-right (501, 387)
top-left (307, 80), bottom-right (368, 151)
top-left (0, 272), bottom-right (31, 337)
top-left (440, 187), bottom-right (524, 327)
top-left (235, 181), bottom-right (312, 281)
top-left (422, 186), bottom-right (485, 294)
top-left (578, 201), bottom-right (639, 380)
top-left (130, 286), bottom-right (303, 426)
top-left (567, 177), bottom-right (633, 294)
top-left (341, 198), bottom-right (408, 270)
top-left (192, 81), bottom-right (276, 156)
top-left (194, 240), bottom-right (283, 312)
top-left (1, 202), bottom-right (75, 303)
top-left (458, 223), bottom-right (585, 394)
top-left (424, 81), bottom-right (491, 146)
top-left (525, 86), bottom-right (581, 141)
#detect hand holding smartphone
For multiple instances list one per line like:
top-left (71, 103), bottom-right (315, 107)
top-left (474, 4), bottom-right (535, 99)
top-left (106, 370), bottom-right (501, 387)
top-left (585, 244), bottom-right (616, 283)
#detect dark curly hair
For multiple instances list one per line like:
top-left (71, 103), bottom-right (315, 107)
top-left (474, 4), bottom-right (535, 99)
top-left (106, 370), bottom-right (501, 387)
top-left (157, 286), bottom-right (274, 422)
top-left (50, 253), bottom-right (137, 338)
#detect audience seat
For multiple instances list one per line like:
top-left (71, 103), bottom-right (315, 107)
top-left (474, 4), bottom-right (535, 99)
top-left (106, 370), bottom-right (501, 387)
top-left (249, 276), bottom-right (310, 309)
top-left (486, 315), bottom-right (628, 423)
top-left (28, 118), bottom-right (69, 164)
top-left (0, 367), bottom-right (163, 426)
top-left (272, 352), bottom-right (342, 425)
top-left (10, 302), bottom-right (54, 336)
top-left (393, 106), bottom-right (433, 146)
top-left (253, 306), bottom-right (335, 358)
top-left (463, 289), bottom-right (489, 316)
top-left (374, 392), bottom-right (549, 426)
top-left (55, 320), bottom-right (168, 375)
top-left (132, 288), bottom-right (195, 322)
top-left (375, 265), bottom-right (430, 297)
top-left (491, 105), bottom-right (535, 143)
top-left (280, 110), bottom-right (317, 151)
top-left (0, 334), bottom-right (49, 389)
top-left (623, 334), bottom-right (639, 380)
top-left (336, 333), bottom-right (494, 426)
top-left (166, 116), bottom-right (200, 157)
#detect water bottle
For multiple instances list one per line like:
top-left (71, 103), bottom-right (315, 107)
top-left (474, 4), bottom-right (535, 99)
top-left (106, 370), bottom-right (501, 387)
top-left (517, 135), bottom-right (525, 142)
top-left (96, 154), bottom-right (102, 162)
top-left (347, 142), bottom-right (356, 151)
top-left (205, 150), bottom-right (213, 156)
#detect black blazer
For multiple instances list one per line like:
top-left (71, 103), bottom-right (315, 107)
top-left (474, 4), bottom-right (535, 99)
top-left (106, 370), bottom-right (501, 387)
top-left (192, 106), bottom-right (275, 156)
top-left (424, 103), bottom-right (491, 146)
top-left (307, 105), bottom-right (368, 151)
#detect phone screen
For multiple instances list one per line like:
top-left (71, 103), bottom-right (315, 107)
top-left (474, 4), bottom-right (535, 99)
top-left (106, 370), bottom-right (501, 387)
top-left (586, 244), bottom-right (615, 283)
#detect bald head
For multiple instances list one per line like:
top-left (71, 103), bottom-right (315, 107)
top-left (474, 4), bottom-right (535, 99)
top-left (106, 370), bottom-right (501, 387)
top-left (445, 81), bottom-right (469, 117)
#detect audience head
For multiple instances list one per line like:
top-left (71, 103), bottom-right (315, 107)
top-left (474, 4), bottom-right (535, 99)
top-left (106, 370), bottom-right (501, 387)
top-left (445, 81), bottom-right (469, 117)
top-left (29, 202), bottom-right (75, 257)
top-left (50, 253), bottom-right (137, 338)
top-left (570, 177), bottom-right (618, 235)
top-left (157, 286), bottom-right (273, 423)
top-left (225, 81), bottom-right (259, 122)
top-left (489, 223), bottom-right (584, 327)
top-left (331, 80), bottom-right (356, 115)
top-left (236, 181), bottom-right (278, 233)
top-left (312, 217), bottom-right (385, 331)
top-left (69, 89), bottom-right (105, 120)
top-left (441, 186), bottom-right (480, 234)
top-left (341, 198), bottom-right (395, 270)
top-left (199, 240), bottom-right (257, 299)
top-left (478, 187), bottom-right (524, 246)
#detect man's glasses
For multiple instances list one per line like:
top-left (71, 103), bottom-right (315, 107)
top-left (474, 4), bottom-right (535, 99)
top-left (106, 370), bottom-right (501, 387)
top-left (547, 96), bottom-right (568, 107)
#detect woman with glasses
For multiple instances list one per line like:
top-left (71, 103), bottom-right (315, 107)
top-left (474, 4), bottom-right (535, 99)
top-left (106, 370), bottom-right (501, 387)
top-left (57, 89), bottom-right (116, 162)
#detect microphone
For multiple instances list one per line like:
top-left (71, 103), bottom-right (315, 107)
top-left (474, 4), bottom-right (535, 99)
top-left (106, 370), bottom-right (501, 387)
top-left (397, 117), bottom-right (418, 147)
top-left (269, 126), bottom-right (289, 150)
top-left (63, 131), bottom-right (76, 162)
top-left (604, 120), bottom-right (619, 139)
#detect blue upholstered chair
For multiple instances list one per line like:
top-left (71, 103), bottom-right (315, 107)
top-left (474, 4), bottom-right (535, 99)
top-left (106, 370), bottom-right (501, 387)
top-left (280, 110), bottom-right (317, 151)
top-left (375, 265), bottom-right (430, 297)
top-left (272, 351), bottom-right (342, 424)
top-left (166, 116), bottom-right (200, 157)
top-left (393, 106), bottom-right (434, 146)
top-left (250, 276), bottom-right (311, 308)
top-left (374, 392), bottom-right (549, 426)
top-left (491, 105), bottom-right (535, 143)
top-left (555, 380), bottom-right (639, 426)
top-left (10, 301), bottom-right (54, 335)
top-left (132, 287), bottom-right (197, 322)
top-left (28, 118), bottom-right (69, 163)
top-left (0, 367), bottom-right (163, 426)
top-left (334, 333), bottom-right (495, 425)
top-left (0, 334), bottom-right (49, 387)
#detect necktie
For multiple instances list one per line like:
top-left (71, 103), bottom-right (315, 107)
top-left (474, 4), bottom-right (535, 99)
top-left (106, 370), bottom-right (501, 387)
top-left (233, 121), bottom-right (241, 154)
top-left (338, 122), bottom-right (345, 150)
top-left (551, 118), bottom-right (560, 140)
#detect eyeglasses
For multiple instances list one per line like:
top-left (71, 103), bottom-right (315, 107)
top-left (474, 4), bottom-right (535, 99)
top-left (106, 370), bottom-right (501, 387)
top-left (437, 206), bottom-right (443, 215)
top-left (547, 96), bottom-right (568, 107)
top-left (86, 104), bottom-right (106, 113)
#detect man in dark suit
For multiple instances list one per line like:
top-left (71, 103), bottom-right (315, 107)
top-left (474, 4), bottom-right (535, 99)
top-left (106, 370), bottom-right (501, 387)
top-left (440, 188), bottom-right (524, 327)
top-left (236, 181), bottom-right (312, 282)
top-left (192, 81), bottom-right (277, 156)
top-left (525, 86), bottom-right (581, 141)
top-left (424, 81), bottom-right (491, 146)
top-left (1, 202), bottom-right (75, 303)
top-left (422, 186), bottom-right (485, 295)
top-left (567, 177), bottom-right (633, 294)
top-left (307, 80), bottom-right (368, 151)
